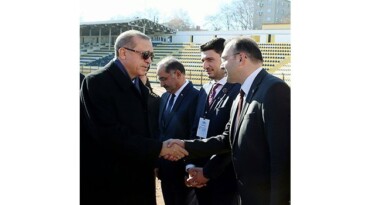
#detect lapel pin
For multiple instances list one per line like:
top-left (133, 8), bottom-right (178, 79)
top-left (222, 88), bottom-right (227, 94)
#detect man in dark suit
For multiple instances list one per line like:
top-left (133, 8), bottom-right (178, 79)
top-left (169, 37), bottom-right (290, 205)
top-left (80, 72), bottom-right (85, 88)
top-left (80, 30), bottom-right (188, 205)
top-left (140, 72), bottom-right (161, 139)
top-left (155, 57), bottom-right (199, 205)
top-left (185, 38), bottom-right (241, 205)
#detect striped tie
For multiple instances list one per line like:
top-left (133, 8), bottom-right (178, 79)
top-left (208, 83), bottom-right (220, 106)
top-left (234, 90), bottom-right (245, 135)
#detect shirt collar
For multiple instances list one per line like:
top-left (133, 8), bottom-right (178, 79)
top-left (241, 67), bottom-right (263, 95)
top-left (212, 76), bottom-right (227, 86)
top-left (173, 80), bottom-right (189, 97)
top-left (114, 58), bottom-right (131, 80)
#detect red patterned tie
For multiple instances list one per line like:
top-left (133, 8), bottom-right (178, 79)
top-left (234, 90), bottom-right (245, 135)
top-left (208, 83), bottom-right (220, 106)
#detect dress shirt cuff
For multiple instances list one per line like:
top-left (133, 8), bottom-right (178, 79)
top-left (185, 164), bottom-right (196, 172)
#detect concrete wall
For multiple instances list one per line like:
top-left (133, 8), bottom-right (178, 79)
top-left (171, 30), bottom-right (290, 44)
top-left (81, 29), bottom-right (291, 45)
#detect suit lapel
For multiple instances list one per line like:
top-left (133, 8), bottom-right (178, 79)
top-left (162, 82), bottom-right (193, 128)
top-left (139, 80), bottom-right (150, 101)
top-left (107, 61), bottom-right (145, 100)
top-left (106, 61), bottom-right (129, 91)
top-left (242, 69), bottom-right (267, 117)
top-left (230, 94), bottom-right (240, 143)
top-left (232, 69), bottom-right (268, 142)
top-left (174, 82), bottom-right (193, 112)
top-left (159, 94), bottom-right (169, 124)
top-left (196, 86), bottom-right (209, 118)
top-left (211, 83), bottom-right (234, 109)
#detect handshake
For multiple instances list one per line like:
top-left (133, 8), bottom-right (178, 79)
top-left (159, 139), bottom-right (209, 188)
top-left (159, 139), bottom-right (188, 161)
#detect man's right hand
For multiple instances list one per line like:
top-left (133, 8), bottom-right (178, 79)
top-left (159, 139), bottom-right (188, 161)
top-left (186, 167), bottom-right (209, 188)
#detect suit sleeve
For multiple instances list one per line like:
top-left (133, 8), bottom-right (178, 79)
top-left (264, 82), bottom-right (290, 205)
top-left (187, 92), bottom-right (200, 138)
top-left (203, 152), bottom-right (232, 179)
top-left (184, 124), bottom-right (231, 159)
top-left (189, 87), bottom-right (206, 139)
top-left (198, 116), bottom-right (235, 179)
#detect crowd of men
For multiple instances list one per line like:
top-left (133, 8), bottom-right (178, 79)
top-left (80, 29), bottom-right (290, 205)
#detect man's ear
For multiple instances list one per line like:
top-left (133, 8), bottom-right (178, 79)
top-left (175, 70), bottom-right (182, 78)
top-left (119, 48), bottom-right (126, 59)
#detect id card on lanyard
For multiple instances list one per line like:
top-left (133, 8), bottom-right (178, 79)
top-left (196, 117), bottom-right (210, 138)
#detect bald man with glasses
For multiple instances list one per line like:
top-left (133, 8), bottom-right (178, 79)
top-left (168, 37), bottom-right (290, 205)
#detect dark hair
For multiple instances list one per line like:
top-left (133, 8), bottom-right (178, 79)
top-left (157, 56), bottom-right (185, 75)
top-left (200, 38), bottom-right (225, 55)
top-left (229, 37), bottom-right (263, 63)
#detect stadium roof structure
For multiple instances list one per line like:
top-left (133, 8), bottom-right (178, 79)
top-left (80, 18), bottom-right (176, 36)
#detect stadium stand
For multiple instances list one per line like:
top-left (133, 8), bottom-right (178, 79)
top-left (80, 19), bottom-right (291, 86)
top-left (80, 44), bottom-right (114, 66)
top-left (272, 62), bottom-right (291, 86)
top-left (80, 42), bottom-right (291, 86)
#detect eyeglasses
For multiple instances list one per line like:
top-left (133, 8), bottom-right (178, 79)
top-left (123, 47), bottom-right (154, 60)
top-left (221, 53), bottom-right (241, 61)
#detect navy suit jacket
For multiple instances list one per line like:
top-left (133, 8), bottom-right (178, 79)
top-left (191, 82), bottom-right (240, 141)
top-left (185, 69), bottom-right (290, 205)
top-left (189, 81), bottom-right (240, 192)
top-left (80, 73), bottom-right (85, 88)
top-left (157, 81), bottom-right (199, 182)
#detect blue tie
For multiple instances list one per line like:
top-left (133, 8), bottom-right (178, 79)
top-left (163, 94), bottom-right (175, 124)
top-left (166, 93), bottom-right (175, 113)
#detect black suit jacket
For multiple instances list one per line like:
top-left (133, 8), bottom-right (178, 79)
top-left (80, 60), bottom-right (162, 205)
top-left (189, 82), bottom-right (240, 193)
top-left (146, 88), bottom-right (161, 139)
top-left (185, 69), bottom-right (290, 205)
top-left (80, 73), bottom-right (85, 88)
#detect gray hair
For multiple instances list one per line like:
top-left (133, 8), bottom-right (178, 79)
top-left (114, 30), bottom-right (151, 58)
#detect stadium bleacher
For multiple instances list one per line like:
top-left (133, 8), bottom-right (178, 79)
top-left (80, 44), bottom-right (114, 66)
top-left (273, 63), bottom-right (291, 86)
top-left (80, 42), bottom-right (291, 86)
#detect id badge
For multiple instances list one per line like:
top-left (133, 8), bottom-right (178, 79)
top-left (197, 118), bottom-right (210, 138)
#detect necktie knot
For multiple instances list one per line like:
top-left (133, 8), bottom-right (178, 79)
top-left (239, 90), bottom-right (245, 98)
